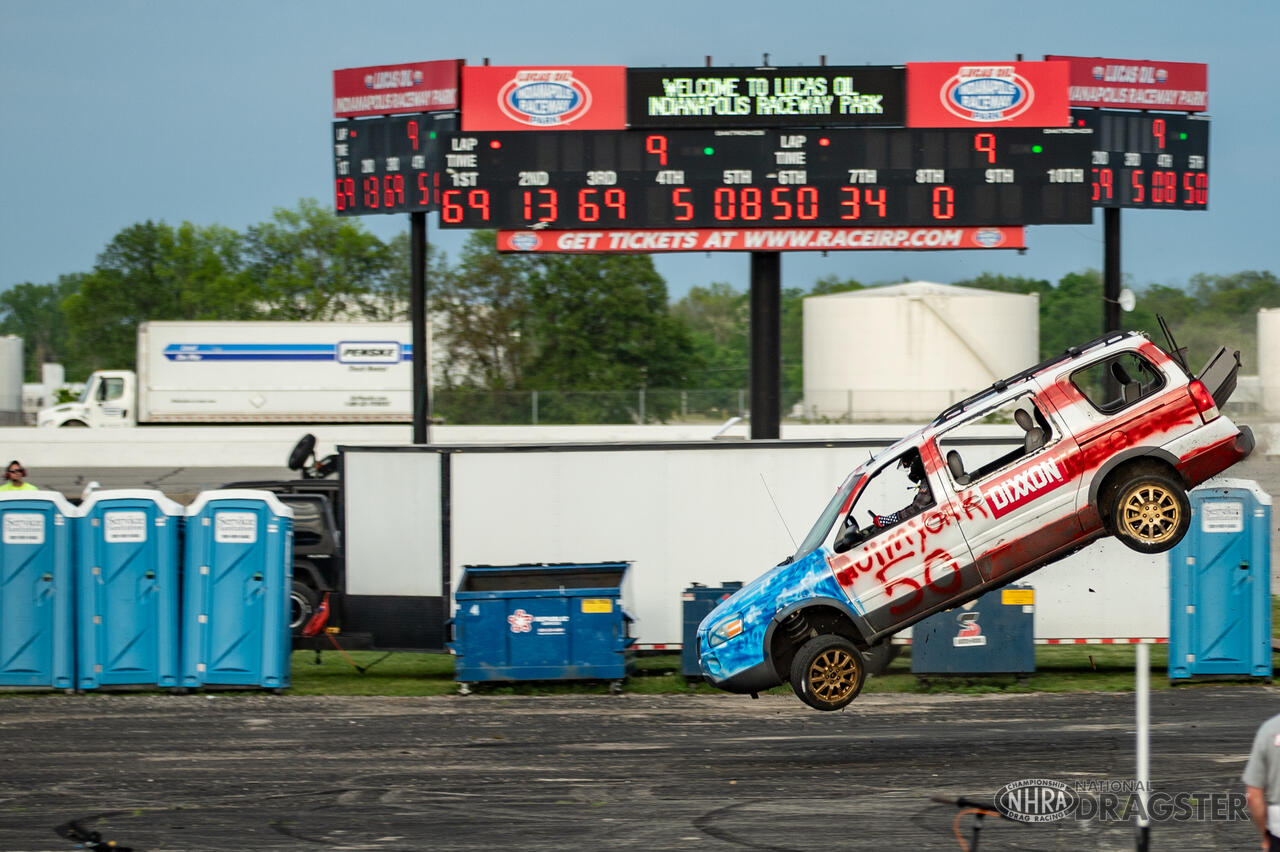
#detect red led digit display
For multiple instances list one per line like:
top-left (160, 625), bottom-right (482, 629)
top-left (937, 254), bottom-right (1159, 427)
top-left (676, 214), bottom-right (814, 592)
top-left (435, 127), bottom-right (1094, 229)
top-left (1073, 108), bottom-right (1208, 211)
top-left (334, 178), bottom-right (355, 211)
top-left (974, 133), bottom-right (997, 164)
top-left (333, 113), bottom-right (456, 216)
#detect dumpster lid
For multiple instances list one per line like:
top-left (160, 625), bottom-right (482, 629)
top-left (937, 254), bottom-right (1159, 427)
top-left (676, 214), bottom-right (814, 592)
top-left (457, 561), bottom-right (630, 593)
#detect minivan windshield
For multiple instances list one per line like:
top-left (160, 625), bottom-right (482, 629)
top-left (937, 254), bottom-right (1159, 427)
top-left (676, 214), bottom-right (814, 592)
top-left (793, 472), bottom-right (863, 560)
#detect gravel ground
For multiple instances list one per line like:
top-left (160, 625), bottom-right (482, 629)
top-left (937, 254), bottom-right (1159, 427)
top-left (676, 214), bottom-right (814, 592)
top-left (0, 686), bottom-right (1273, 852)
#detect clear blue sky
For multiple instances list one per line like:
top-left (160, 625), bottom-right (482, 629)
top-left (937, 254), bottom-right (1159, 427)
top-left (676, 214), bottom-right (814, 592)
top-left (2, 0), bottom-right (1276, 302)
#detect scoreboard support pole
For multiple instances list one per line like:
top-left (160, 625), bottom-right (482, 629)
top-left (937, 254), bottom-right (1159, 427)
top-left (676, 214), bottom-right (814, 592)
top-left (1103, 207), bottom-right (1122, 334)
top-left (1101, 208), bottom-right (1123, 402)
top-left (411, 211), bottom-right (431, 445)
top-left (749, 251), bottom-right (782, 440)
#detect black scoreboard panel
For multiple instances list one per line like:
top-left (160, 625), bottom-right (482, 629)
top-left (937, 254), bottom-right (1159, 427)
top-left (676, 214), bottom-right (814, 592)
top-left (333, 112), bottom-right (457, 215)
top-left (625, 66), bottom-right (906, 128)
top-left (1073, 108), bottom-right (1209, 210)
top-left (435, 127), bottom-right (1094, 229)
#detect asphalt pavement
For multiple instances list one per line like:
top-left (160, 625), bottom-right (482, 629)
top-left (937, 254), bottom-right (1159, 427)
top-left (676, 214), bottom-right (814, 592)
top-left (0, 685), bottom-right (1272, 852)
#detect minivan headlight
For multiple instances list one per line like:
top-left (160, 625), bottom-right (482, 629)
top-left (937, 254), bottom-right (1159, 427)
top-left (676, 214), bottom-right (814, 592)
top-left (708, 614), bottom-right (744, 648)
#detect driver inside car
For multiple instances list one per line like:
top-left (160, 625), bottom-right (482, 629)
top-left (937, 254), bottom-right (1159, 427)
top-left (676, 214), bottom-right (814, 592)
top-left (871, 455), bottom-right (934, 528)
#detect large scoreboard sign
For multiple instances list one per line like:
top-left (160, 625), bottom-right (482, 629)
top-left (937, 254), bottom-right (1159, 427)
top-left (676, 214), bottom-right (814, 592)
top-left (434, 127), bottom-right (1093, 230)
top-left (334, 112), bottom-right (457, 215)
top-left (1073, 108), bottom-right (1209, 210)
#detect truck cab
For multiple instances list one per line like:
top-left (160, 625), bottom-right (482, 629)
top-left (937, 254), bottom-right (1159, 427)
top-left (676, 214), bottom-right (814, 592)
top-left (37, 370), bottom-right (137, 428)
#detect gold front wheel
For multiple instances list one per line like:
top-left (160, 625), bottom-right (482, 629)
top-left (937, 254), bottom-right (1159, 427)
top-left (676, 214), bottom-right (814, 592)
top-left (807, 649), bottom-right (861, 704)
top-left (790, 636), bottom-right (866, 711)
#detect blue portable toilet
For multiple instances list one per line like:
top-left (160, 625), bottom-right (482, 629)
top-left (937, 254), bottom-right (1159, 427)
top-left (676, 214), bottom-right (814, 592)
top-left (0, 491), bottom-right (77, 688)
top-left (181, 490), bottom-right (293, 689)
top-left (77, 489), bottom-right (183, 690)
top-left (1169, 478), bottom-right (1273, 680)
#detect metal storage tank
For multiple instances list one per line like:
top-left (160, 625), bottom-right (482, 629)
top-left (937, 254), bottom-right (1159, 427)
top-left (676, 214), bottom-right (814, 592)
top-left (1261, 308), bottom-right (1280, 418)
top-left (802, 282), bottom-right (1039, 421)
top-left (0, 336), bottom-right (23, 426)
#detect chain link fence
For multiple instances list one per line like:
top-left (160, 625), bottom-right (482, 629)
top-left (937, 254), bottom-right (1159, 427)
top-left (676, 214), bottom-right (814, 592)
top-left (429, 388), bottom-right (974, 425)
top-left (431, 388), bottom-right (780, 425)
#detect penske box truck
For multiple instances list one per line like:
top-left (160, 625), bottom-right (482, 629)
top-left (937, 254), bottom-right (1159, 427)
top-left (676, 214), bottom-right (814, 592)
top-left (37, 321), bottom-right (415, 427)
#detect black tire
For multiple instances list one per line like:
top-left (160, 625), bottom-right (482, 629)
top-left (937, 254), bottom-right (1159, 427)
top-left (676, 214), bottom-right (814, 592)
top-left (289, 580), bottom-right (320, 635)
top-left (60, 420), bottom-right (89, 428)
top-left (789, 635), bottom-right (866, 711)
top-left (288, 434), bottom-right (317, 472)
top-left (1110, 472), bottom-right (1190, 554)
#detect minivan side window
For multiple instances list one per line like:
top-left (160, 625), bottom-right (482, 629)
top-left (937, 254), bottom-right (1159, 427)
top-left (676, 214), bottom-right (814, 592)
top-left (839, 448), bottom-right (935, 542)
top-left (937, 394), bottom-right (1053, 487)
top-left (1070, 351), bottom-right (1165, 414)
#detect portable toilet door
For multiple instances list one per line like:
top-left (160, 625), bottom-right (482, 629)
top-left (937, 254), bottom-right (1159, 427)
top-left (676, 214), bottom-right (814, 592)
top-left (182, 490), bottom-right (293, 689)
top-left (76, 490), bottom-right (183, 689)
top-left (1169, 478), bottom-right (1273, 679)
top-left (0, 491), bottom-right (76, 688)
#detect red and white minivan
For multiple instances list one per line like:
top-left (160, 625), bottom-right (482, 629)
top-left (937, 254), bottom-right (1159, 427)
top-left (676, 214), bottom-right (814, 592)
top-left (698, 327), bottom-right (1253, 710)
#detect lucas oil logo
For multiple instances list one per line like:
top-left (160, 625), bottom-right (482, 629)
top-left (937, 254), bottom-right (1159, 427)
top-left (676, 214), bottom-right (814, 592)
top-left (498, 70), bottom-right (593, 127)
top-left (508, 232), bottom-right (542, 252)
top-left (337, 341), bottom-right (401, 365)
top-left (978, 458), bottom-right (1066, 518)
top-left (364, 68), bottom-right (425, 90)
top-left (941, 66), bottom-right (1034, 122)
top-left (973, 228), bottom-right (1006, 248)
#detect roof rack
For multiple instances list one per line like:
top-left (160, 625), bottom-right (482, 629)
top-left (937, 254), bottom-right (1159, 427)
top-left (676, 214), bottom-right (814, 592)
top-left (931, 330), bottom-right (1137, 426)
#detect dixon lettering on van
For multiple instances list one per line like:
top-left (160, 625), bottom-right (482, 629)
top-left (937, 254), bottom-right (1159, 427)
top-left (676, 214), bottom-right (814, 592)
top-left (978, 458), bottom-right (1067, 518)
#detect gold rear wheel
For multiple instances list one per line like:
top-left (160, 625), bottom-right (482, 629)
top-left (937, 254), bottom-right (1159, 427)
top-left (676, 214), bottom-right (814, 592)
top-left (1112, 473), bottom-right (1189, 554)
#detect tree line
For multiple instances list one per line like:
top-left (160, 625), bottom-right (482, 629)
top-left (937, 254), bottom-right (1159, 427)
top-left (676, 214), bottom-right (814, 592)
top-left (3, 198), bottom-right (1276, 421)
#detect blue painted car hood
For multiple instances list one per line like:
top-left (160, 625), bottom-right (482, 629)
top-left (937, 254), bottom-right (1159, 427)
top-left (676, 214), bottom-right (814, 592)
top-left (698, 548), bottom-right (856, 643)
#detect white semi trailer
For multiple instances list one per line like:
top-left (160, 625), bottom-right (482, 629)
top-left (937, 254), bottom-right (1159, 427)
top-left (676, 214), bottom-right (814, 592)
top-left (37, 321), bottom-right (416, 427)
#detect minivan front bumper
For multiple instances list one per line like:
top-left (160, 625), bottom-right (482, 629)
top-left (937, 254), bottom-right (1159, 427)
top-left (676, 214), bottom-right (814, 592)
top-left (700, 656), bottom-right (780, 694)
